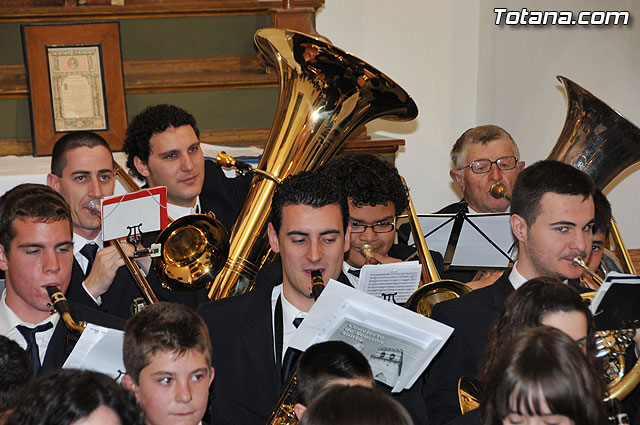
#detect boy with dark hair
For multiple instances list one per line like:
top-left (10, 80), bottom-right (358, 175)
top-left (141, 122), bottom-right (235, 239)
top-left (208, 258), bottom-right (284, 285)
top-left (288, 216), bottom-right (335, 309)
top-left (122, 302), bottom-right (214, 425)
top-left (293, 341), bottom-right (374, 420)
top-left (586, 188), bottom-right (612, 276)
top-left (124, 104), bottom-right (250, 233)
top-left (198, 170), bottom-right (351, 425)
top-left (319, 153), bottom-right (443, 286)
top-left (0, 184), bottom-right (122, 376)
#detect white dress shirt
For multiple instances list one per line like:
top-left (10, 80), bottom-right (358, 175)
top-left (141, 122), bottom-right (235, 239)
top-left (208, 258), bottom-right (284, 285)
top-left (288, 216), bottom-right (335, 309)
top-left (0, 289), bottom-right (60, 365)
top-left (270, 284), bottom-right (305, 362)
top-left (166, 196), bottom-right (201, 220)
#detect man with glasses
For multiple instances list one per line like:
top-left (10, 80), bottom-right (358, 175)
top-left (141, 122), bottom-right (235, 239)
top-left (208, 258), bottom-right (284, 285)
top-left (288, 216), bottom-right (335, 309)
top-left (320, 154), bottom-right (443, 288)
top-left (446, 125), bottom-right (524, 215)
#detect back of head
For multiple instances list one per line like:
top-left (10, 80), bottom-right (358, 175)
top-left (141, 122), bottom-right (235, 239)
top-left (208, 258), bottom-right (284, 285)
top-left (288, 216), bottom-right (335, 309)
top-left (123, 302), bottom-right (212, 382)
top-left (298, 385), bottom-right (414, 425)
top-left (511, 160), bottom-right (595, 226)
top-left (0, 184), bottom-right (71, 253)
top-left (319, 153), bottom-right (408, 215)
top-left (269, 170), bottom-right (348, 234)
top-left (297, 341), bottom-right (374, 406)
top-left (481, 327), bottom-right (604, 425)
top-left (124, 104), bottom-right (199, 179)
top-left (5, 369), bottom-right (143, 425)
top-left (0, 336), bottom-right (33, 412)
top-left (592, 188), bottom-right (612, 237)
top-left (481, 277), bottom-right (592, 383)
top-left (51, 131), bottom-right (112, 177)
top-left (450, 125), bottom-right (518, 169)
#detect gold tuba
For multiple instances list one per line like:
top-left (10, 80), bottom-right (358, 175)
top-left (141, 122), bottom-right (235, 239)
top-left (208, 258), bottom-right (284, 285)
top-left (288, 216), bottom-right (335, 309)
top-left (207, 28), bottom-right (418, 299)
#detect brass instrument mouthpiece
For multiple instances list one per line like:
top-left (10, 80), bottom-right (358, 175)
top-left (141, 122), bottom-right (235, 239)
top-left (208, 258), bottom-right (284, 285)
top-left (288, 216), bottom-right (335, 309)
top-left (572, 256), bottom-right (604, 287)
top-left (489, 182), bottom-right (511, 201)
top-left (360, 244), bottom-right (377, 265)
top-left (311, 269), bottom-right (324, 300)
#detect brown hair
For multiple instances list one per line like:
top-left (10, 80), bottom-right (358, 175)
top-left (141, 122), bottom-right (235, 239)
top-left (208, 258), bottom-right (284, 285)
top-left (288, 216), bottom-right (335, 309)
top-left (123, 302), bottom-right (212, 382)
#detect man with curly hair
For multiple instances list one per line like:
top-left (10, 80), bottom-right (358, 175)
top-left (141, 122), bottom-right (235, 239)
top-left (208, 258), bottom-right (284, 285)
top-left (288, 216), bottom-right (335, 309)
top-left (124, 104), bottom-right (251, 233)
top-left (320, 154), bottom-right (443, 287)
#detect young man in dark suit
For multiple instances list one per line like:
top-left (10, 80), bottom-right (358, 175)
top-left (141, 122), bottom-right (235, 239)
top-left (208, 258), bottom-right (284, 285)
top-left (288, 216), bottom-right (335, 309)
top-left (48, 131), bottom-right (203, 318)
top-left (197, 170), bottom-right (351, 425)
top-left (424, 160), bottom-right (596, 425)
top-left (123, 104), bottom-right (251, 234)
top-left (0, 184), bottom-right (123, 376)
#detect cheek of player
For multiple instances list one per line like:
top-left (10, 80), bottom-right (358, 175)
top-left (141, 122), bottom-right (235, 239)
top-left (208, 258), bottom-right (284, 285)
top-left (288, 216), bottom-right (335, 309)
top-left (125, 349), bottom-right (213, 425)
top-left (0, 219), bottom-right (73, 319)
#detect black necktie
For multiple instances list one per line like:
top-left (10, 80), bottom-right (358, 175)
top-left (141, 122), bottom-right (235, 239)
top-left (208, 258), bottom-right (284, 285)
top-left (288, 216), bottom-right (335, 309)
top-left (80, 243), bottom-right (99, 277)
top-left (16, 322), bottom-right (53, 375)
top-left (349, 268), bottom-right (361, 278)
top-left (281, 317), bottom-right (304, 384)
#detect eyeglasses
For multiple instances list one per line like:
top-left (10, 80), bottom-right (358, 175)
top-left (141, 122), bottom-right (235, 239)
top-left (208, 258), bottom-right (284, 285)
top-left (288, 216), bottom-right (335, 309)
top-left (350, 222), bottom-right (395, 234)
top-left (459, 156), bottom-right (518, 174)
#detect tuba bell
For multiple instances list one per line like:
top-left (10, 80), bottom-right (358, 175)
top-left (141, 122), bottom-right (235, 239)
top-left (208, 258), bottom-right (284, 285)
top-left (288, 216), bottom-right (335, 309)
top-left (546, 76), bottom-right (640, 402)
top-left (207, 28), bottom-right (418, 299)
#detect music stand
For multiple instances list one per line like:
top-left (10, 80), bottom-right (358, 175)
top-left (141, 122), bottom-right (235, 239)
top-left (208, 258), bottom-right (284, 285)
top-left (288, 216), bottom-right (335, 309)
top-left (407, 208), bottom-right (516, 271)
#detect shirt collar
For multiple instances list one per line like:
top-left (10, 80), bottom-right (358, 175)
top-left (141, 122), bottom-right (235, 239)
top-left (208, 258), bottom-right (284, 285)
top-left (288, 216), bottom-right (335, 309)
top-left (342, 261), bottom-right (360, 289)
top-left (509, 261), bottom-right (529, 290)
top-left (73, 231), bottom-right (103, 257)
top-left (167, 196), bottom-right (201, 220)
top-left (0, 289), bottom-right (59, 334)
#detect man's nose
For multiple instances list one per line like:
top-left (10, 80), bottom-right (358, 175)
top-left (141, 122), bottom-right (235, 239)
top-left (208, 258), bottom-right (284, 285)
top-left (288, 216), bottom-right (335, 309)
top-left (87, 178), bottom-right (103, 199)
top-left (488, 162), bottom-right (503, 180)
top-left (181, 154), bottom-right (194, 171)
top-left (307, 239), bottom-right (322, 263)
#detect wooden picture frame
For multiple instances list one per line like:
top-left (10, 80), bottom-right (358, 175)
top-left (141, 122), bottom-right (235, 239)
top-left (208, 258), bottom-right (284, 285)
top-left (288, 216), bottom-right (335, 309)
top-left (22, 22), bottom-right (126, 156)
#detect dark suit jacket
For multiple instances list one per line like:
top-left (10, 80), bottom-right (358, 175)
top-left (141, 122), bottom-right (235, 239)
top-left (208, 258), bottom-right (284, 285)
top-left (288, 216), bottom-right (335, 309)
top-left (199, 160), bottom-right (252, 234)
top-left (424, 270), bottom-right (514, 425)
top-left (40, 301), bottom-right (125, 376)
top-left (197, 283), bottom-right (280, 425)
top-left (66, 255), bottom-right (208, 320)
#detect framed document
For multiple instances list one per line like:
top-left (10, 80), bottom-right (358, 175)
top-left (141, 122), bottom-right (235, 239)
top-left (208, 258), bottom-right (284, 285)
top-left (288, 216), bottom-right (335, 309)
top-left (22, 22), bottom-right (126, 156)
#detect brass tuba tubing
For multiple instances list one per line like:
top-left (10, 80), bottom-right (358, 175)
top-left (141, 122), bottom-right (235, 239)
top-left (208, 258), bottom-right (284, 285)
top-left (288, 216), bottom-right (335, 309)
top-left (207, 28), bottom-right (418, 300)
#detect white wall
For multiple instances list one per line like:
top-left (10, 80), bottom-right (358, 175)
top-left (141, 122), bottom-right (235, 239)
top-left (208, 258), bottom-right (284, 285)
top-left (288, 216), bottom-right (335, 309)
top-left (317, 0), bottom-right (640, 247)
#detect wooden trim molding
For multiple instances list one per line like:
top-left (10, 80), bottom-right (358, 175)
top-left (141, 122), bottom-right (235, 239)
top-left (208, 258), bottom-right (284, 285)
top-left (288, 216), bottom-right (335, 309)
top-left (0, 55), bottom-right (277, 98)
top-left (0, 1), bottom-right (324, 22)
top-left (0, 129), bottom-right (406, 157)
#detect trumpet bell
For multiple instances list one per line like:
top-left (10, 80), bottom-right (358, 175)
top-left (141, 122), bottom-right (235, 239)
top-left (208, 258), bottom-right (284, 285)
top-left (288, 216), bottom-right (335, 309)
top-left (153, 213), bottom-right (229, 291)
top-left (405, 280), bottom-right (472, 317)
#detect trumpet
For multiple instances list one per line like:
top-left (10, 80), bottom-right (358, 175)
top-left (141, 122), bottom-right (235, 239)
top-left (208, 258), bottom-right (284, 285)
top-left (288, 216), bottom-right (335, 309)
top-left (572, 256), bottom-right (604, 287)
top-left (360, 244), bottom-right (377, 265)
top-left (489, 181), bottom-right (511, 201)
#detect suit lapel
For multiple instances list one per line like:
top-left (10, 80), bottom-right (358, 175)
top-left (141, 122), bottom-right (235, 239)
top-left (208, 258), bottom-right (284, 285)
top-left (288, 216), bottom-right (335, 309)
top-left (489, 270), bottom-right (515, 313)
top-left (40, 320), bottom-right (68, 375)
top-left (241, 286), bottom-right (280, 401)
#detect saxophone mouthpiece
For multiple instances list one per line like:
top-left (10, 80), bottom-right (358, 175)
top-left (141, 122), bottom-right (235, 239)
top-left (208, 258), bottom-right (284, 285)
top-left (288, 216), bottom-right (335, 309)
top-left (311, 269), bottom-right (324, 301)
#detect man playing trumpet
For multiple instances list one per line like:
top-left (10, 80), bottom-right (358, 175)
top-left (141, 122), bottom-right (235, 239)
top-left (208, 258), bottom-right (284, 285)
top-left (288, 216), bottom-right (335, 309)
top-left (319, 153), bottom-right (444, 288)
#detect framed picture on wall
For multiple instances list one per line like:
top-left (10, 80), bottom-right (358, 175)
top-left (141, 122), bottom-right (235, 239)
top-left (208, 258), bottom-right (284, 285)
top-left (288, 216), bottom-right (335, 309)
top-left (22, 22), bottom-right (126, 156)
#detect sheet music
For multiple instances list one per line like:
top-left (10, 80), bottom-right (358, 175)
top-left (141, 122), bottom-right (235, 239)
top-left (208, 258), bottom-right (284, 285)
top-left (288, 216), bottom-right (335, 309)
top-left (63, 324), bottom-right (125, 381)
top-left (407, 213), bottom-right (515, 268)
top-left (290, 280), bottom-right (453, 392)
top-left (358, 261), bottom-right (422, 303)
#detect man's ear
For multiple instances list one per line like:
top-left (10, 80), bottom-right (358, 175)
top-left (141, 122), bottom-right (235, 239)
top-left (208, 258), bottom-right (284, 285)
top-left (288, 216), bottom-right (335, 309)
top-left (343, 223), bottom-right (351, 254)
top-left (267, 223), bottom-right (280, 253)
top-left (449, 169), bottom-right (464, 191)
top-left (510, 214), bottom-right (528, 243)
top-left (47, 173), bottom-right (60, 192)
top-left (517, 160), bottom-right (525, 172)
top-left (0, 244), bottom-right (8, 271)
top-left (293, 403), bottom-right (307, 421)
top-left (133, 156), bottom-right (151, 178)
top-left (121, 374), bottom-right (140, 401)
top-left (208, 366), bottom-right (215, 386)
